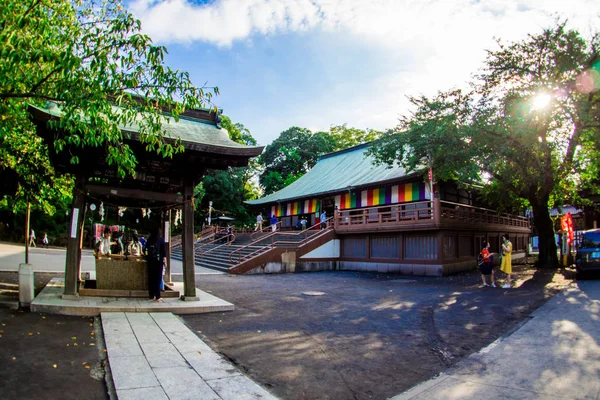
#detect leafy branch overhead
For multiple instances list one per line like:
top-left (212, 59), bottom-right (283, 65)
top-left (369, 22), bottom-right (600, 267)
top-left (0, 0), bottom-right (219, 180)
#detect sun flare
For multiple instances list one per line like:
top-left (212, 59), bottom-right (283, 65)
top-left (532, 93), bottom-right (552, 110)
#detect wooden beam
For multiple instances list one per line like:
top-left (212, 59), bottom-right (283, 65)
top-left (85, 184), bottom-right (184, 204)
top-left (64, 176), bottom-right (86, 297)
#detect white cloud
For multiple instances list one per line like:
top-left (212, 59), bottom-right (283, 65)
top-left (129, 0), bottom-right (600, 143)
top-left (130, 0), bottom-right (600, 48)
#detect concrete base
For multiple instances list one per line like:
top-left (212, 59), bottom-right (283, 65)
top-left (18, 263), bottom-right (34, 306)
top-left (31, 278), bottom-right (234, 316)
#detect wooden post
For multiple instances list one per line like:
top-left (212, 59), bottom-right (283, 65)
top-left (64, 176), bottom-right (86, 297)
top-left (25, 202), bottom-right (31, 264)
top-left (181, 178), bottom-right (198, 300)
top-left (165, 209), bottom-right (172, 285)
top-left (433, 197), bottom-right (441, 224)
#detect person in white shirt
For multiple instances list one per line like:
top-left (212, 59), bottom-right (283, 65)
top-left (128, 233), bottom-right (143, 256)
top-left (29, 229), bottom-right (36, 247)
top-left (96, 228), bottom-right (112, 256)
top-left (255, 213), bottom-right (263, 231)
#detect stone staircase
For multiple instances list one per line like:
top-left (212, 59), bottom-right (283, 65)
top-left (171, 230), bottom-right (319, 273)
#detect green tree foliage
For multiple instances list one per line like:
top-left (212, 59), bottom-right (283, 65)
top-left (258, 125), bottom-right (383, 195)
top-left (329, 124), bottom-right (383, 151)
top-left (370, 23), bottom-right (600, 267)
top-left (0, 0), bottom-right (217, 204)
top-left (195, 116), bottom-right (260, 227)
top-left (258, 127), bottom-right (334, 194)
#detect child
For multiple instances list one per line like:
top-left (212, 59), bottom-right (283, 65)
top-left (479, 241), bottom-right (496, 287)
top-left (41, 232), bottom-right (49, 248)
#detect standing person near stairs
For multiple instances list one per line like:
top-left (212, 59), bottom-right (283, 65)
top-left (255, 213), bottom-right (263, 232)
top-left (270, 215), bottom-right (278, 232)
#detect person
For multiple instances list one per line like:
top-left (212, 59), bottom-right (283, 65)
top-left (145, 228), bottom-right (166, 302)
top-left (320, 211), bottom-right (327, 229)
top-left (111, 231), bottom-right (124, 255)
top-left (300, 216), bottom-right (308, 230)
top-left (227, 224), bottom-right (233, 242)
top-left (41, 232), bottom-right (49, 248)
top-left (500, 234), bottom-right (513, 288)
top-left (128, 233), bottom-right (143, 256)
top-left (479, 241), bottom-right (496, 287)
top-left (138, 234), bottom-right (147, 249)
top-left (255, 213), bottom-right (263, 232)
top-left (270, 214), bottom-right (278, 232)
top-left (96, 227), bottom-right (112, 256)
top-left (295, 219), bottom-right (302, 231)
top-left (29, 229), bottom-right (36, 247)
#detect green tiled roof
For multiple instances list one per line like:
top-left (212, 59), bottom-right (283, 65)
top-left (247, 144), bottom-right (418, 205)
top-left (29, 103), bottom-right (263, 156)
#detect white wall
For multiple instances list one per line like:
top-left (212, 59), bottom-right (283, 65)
top-left (300, 239), bottom-right (340, 259)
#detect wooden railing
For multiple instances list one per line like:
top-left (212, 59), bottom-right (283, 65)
top-left (333, 199), bottom-right (530, 230)
top-left (439, 201), bottom-right (530, 228)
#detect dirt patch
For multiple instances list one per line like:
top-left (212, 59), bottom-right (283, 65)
top-left (181, 265), bottom-right (573, 400)
top-left (0, 308), bottom-right (108, 399)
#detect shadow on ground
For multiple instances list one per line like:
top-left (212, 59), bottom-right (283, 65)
top-left (180, 265), bottom-right (574, 400)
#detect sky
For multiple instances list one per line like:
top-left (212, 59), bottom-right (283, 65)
top-left (126, 0), bottom-right (600, 146)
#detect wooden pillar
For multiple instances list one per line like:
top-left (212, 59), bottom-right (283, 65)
top-left (164, 209), bottom-right (172, 285)
top-left (64, 176), bottom-right (86, 297)
top-left (181, 178), bottom-right (198, 300)
top-left (433, 197), bottom-right (441, 224)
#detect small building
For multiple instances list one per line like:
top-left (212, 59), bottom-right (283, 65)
top-left (246, 144), bottom-right (530, 276)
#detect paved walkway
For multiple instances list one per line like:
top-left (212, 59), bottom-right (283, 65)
top-left (391, 281), bottom-right (600, 400)
top-left (102, 312), bottom-right (278, 400)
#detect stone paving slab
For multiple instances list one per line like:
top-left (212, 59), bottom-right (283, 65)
top-left (31, 278), bottom-right (234, 315)
top-left (102, 311), bottom-right (278, 400)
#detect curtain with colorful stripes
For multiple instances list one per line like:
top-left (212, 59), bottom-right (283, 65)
top-left (334, 182), bottom-right (429, 210)
top-left (271, 199), bottom-right (319, 218)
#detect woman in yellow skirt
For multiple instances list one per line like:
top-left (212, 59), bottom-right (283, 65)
top-left (500, 234), bottom-right (513, 288)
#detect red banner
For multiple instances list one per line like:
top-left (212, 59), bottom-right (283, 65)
top-left (560, 213), bottom-right (574, 246)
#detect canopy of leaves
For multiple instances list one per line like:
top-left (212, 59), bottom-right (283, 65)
top-left (0, 0), bottom-right (218, 215)
top-left (194, 116), bottom-right (260, 227)
top-left (369, 23), bottom-right (600, 266)
top-left (258, 124), bottom-right (381, 195)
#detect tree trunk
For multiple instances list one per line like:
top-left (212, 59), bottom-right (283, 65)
top-left (531, 198), bottom-right (558, 268)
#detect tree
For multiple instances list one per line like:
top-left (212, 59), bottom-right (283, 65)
top-left (370, 23), bottom-right (600, 267)
top-left (258, 127), bottom-right (336, 194)
top-left (329, 124), bottom-right (383, 151)
top-left (195, 116), bottom-right (260, 227)
top-left (1, 0), bottom-right (217, 186)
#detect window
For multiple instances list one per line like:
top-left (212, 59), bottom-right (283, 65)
top-left (342, 237), bottom-right (368, 258)
top-left (405, 235), bottom-right (437, 259)
top-left (371, 237), bottom-right (399, 259)
top-left (458, 235), bottom-right (473, 257)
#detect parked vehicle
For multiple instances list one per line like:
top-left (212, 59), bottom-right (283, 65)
top-left (575, 229), bottom-right (600, 276)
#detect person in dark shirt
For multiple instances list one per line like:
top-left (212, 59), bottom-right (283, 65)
top-left (145, 228), bottom-right (166, 302)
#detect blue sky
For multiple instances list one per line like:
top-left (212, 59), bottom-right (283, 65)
top-left (128, 0), bottom-right (600, 146)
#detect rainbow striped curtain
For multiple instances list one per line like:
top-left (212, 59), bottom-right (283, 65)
top-left (335, 182), bottom-right (428, 210)
top-left (271, 199), bottom-right (319, 218)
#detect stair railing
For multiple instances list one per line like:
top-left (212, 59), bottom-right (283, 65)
top-left (230, 217), bottom-right (333, 265)
top-left (250, 220), bottom-right (283, 241)
top-left (195, 232), bottom-right (236, 260)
